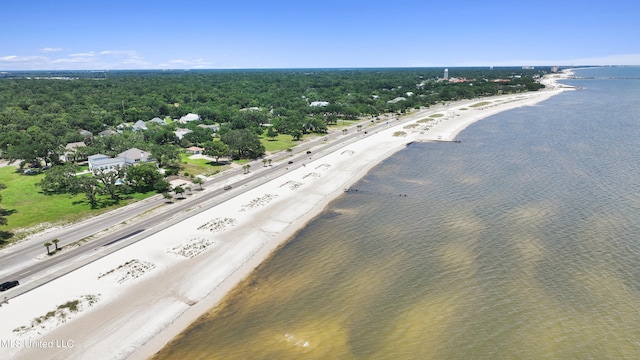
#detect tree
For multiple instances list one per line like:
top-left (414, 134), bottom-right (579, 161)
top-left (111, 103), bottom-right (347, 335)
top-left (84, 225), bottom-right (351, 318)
top-left (93, 167), bottom-right (125, 200)
top-left (0, 183), bottom-right (12, 244)
top-left (262, 159), bottom-right (268, 167)
top-left (38, 163), bottom-right (80, 194)
top-left (220, 129), bottom-right (265, 159)
top-left (162, 191), bottom-right (173, 203)
top-left (74, 176), bottom-right (100, 208)
top-left (173, 186), bottom-right (185, 199)
top-left (52, 239), bottom-right (60, 251)
top-left (268, 158), bottom-right (272, 166)
top-left (44, 242), bottom-right (52, 255)
top-left (265, 126), bottom-right (278, 140)
top-left (150, 144), bottom-right (181, 169)
top-left (192, 177), bottom-right (204, 190)
top-left (183, 127), bottom-right (214, 146)
top-left (203, 140), bottom-right (230, 163)
top-left (125, 163), bottom-right (163, 193)
top-left (154, 178), bottom-right (171, 193)
top-left (290, 129), bottom-right (303, 141)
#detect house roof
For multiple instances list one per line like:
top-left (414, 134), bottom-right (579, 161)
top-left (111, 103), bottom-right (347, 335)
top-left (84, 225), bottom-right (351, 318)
top-left (117, 148), bottom-right (151, 161)
top-left (197, 124), bottom-right (219, 130)
top-left (65, 141), bottom-right (86, 150)
top-left (88, 154), bottom-right (110, 161)
top-left (149, 117), bottom-right (166, 125)
top-left (186, 146), bottom-right (204, 152)
top-left (179, 113), bottom-right (201, 123)
top-left (133, 120), bottom-right (148, 131)
top-left (98, 129), bottom-right (117, 136)
top-left (175, 128), bottom-right (193, 139)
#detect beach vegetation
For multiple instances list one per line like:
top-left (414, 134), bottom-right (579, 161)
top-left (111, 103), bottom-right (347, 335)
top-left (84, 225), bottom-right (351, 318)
top-left (470, 101), bottom-right (491, 108)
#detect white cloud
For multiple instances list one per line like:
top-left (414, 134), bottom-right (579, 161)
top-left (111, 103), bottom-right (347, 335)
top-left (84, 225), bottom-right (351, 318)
top-left (39, 47), bottom-right (63, 53)
top-left (69, 52), bottom-right (97, 57)
top-left (0, 49), bottom-right (156, 70)
top-left (160, 58), bottom-right (214, 69)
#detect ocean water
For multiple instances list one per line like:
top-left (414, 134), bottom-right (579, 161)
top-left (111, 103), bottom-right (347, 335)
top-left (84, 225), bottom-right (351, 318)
top-left (154, 67), bottom-right (640, 359)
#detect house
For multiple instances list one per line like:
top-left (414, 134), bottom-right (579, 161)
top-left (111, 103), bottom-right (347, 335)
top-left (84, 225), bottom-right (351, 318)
top-left (79, 129), bottom-right (92, 137)
top-left (387, 97), bottom-right (406, 104)
top-left (132, 120), bottom-right (148, 131)
top-left (148, 117), bottom-right (167, 126)
top-left (98, 129), bottom-right (117, 137)
top-left (88, 154), bottom-right (129, 173)
top-left (117, 148), bottom-right (152, 163)
top-left (309, 101), bottom-right (329, 107)
top-left (178, 113), bottom-right (201, 124)
top-left (197, 124), bottom-right (219, 132)
top-left (60, 141), bottom-right (87, 162)
top-left (88, 148), bottom-right (152, 173)
top-left (185, 146), bottom-right (204, 155)
top-left (175, 128), bottom-right (193, 140)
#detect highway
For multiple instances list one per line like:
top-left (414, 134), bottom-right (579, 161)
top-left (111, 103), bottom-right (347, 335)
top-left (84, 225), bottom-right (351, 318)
top-left (0, 107), bottom-right (445, 300)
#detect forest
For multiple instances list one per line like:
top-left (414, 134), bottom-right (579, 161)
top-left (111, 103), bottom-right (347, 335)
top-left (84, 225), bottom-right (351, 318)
top-left (0, 67), bottom-right (550, 242)
top-left (0, 67), bottom-right (549, 167)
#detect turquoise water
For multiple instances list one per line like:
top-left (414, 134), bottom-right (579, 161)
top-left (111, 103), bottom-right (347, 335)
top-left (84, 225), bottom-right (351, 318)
top-left (155, 67), bottom-right (640, 359)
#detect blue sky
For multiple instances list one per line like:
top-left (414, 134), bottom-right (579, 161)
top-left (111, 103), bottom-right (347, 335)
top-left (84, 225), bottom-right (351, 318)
top-left (1, 0), bottom-right (639, 70)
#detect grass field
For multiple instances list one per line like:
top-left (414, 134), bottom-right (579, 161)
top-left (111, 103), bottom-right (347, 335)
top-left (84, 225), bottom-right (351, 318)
top-left (0, 166), bottom-right (155, 244)
top-left (260, 133), bottom-right (300, 152)
top-left (179, 154), bottom-right (230, 177)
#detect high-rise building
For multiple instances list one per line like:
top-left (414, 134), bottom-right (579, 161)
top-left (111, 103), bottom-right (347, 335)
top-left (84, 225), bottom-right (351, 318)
top-left (444, 68), bottom-right (449, 80)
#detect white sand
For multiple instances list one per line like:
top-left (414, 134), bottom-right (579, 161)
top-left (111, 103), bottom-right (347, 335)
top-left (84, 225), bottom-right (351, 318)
top-left (0, 73), bottom-right (572, 360)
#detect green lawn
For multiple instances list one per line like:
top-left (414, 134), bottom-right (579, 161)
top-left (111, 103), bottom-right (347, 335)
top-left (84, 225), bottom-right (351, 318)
top-left (260, 133), bottom-right (299, 152)
top-left (0, 166), bottom-right (155, 244)
top-left (179, 154), bottom-right (230, 177)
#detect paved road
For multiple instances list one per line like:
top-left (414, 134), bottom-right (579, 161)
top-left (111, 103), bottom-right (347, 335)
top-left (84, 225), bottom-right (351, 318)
top-left (0, 107), bottom-right (447, 299)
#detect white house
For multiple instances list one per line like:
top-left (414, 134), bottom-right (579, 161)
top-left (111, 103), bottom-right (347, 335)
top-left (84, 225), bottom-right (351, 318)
top-left (178, 113), bottom-right (201, 124)
top-left (132, 120), bottom-right (148, 131)
top-left (60, 141), bottom-right (87, 162)
top-left (88, 154), bottom-right (129, 173)
top-left (88, 148), bottom-right (152, 173)
top-left (117, 148), bottom-right (151, 163)
top-left (309, 101), bottom-right (329, 107)
top-left (175, 128), bottom-right (193, 140)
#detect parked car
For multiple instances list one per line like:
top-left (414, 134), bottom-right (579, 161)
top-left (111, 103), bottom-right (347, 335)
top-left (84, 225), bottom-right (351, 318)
top-left (0, 280), bottom-right (19, 291)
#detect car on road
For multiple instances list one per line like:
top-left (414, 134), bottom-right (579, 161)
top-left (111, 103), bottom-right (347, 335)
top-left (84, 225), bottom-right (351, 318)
top-left (0, 280), bottom-right (19, 291)
top-left (223, 185), bottom-right (232, 190)
top-left (288, 160), bottom-right (294, 164)
top-left (306, 150), bottom-right (311, 154)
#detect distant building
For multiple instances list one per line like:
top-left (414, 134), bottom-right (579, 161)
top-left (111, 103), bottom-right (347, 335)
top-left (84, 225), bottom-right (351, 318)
top-left (132, 120), bottom-right (148, 131)
top-left (175, 128), bottom-right (193, 140)
top-left (60, 141), bottom-right (87, 162)
top-left (148, 117), bottom-right (167, 125)
top-left (185, 146), bottom-right (204, 155)
top-left (309, 101), bottom-right (329, 107)
top-left (178, 113), bottom-right (201, 124)
top-left (88, 148), bottom-right (152, 173)
top-left (444, 68), bottom-right (449, 80)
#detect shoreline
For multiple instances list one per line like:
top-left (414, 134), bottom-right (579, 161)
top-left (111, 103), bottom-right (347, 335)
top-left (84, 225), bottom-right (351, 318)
top-left (1, 72), bottom-right (573, 360)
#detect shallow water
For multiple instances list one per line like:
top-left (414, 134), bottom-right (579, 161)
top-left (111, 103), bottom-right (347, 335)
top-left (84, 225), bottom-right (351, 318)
top-left (154, 68), bottom-right (640, 359)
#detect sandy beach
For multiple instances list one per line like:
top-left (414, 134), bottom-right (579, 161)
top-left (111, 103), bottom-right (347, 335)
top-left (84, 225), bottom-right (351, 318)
top-left (0, 73), bottom-right (572, 360)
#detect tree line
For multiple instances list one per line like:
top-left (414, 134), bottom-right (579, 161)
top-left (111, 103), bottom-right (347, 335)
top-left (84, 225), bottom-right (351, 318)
top-left (0, 67), bottom-right (549, 166)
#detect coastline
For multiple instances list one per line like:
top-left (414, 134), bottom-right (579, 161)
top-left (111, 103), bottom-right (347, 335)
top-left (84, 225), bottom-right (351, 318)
top-left (0, 72), bottom-right (573, 360)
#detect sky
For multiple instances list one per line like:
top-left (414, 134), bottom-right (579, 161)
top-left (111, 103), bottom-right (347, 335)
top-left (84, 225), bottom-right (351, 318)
top-left (1, 0), bottom-right (639, 70)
